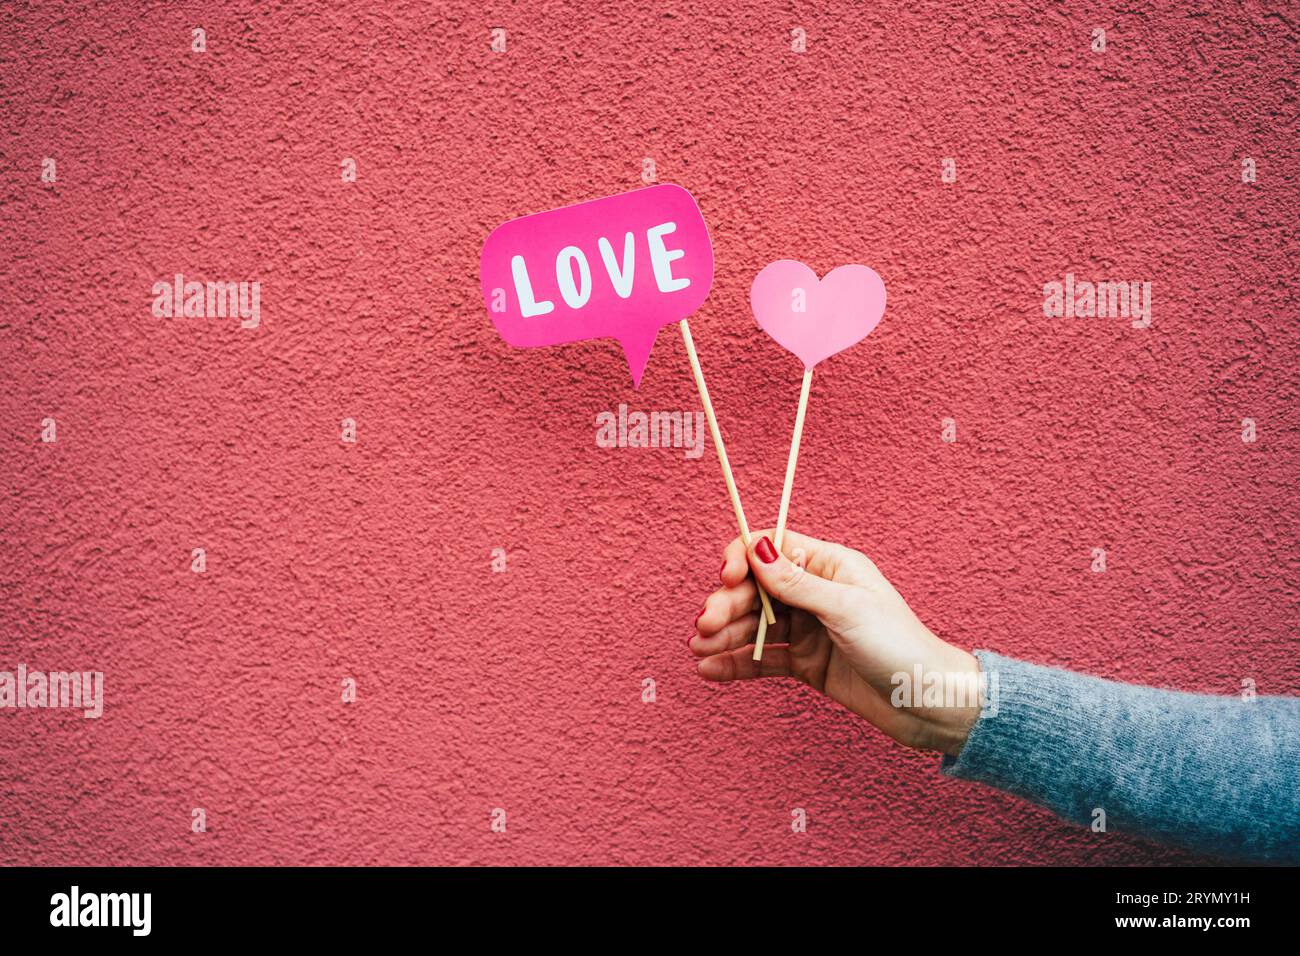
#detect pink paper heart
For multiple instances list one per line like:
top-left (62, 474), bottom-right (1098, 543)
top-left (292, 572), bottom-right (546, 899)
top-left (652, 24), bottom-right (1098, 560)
top-left (750, 260), bottom-right (886, 369)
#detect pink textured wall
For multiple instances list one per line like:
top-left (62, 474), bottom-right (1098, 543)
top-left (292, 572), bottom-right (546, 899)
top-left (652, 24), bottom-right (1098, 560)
top-left (1, 1), bottom-right (1296, 866)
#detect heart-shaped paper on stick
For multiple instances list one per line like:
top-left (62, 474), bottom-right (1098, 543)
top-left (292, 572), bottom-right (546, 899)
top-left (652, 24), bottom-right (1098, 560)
top-left (748, 259), bottom-right (887, 662)
top-left (750, 260), bottom-right (886, 369)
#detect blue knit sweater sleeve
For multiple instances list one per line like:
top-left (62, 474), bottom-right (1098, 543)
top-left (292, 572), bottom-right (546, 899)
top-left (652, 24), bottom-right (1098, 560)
top-left (940, 651), bottom-right (1300, 863)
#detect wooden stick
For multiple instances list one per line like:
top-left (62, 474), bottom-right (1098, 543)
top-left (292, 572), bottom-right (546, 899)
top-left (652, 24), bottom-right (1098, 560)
top-left (754, 366), bottom-right (813, 660)
top-left (679, 319), bottom-right (776, 626)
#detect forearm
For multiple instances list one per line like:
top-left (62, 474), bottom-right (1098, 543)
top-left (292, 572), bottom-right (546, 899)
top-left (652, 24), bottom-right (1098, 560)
top-left (942, 651), bottom-right (1300, 862)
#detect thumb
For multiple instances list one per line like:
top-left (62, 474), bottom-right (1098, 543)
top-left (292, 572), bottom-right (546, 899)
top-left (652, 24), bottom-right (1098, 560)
top-left (749, 535), bottom-right (860, 629)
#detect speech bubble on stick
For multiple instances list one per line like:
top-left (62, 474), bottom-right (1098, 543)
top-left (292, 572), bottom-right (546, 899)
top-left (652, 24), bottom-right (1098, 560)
top-left (480, 185), bottom-right (775, 625)
top-left (749, 260), bottom-right (887, 659)
top-left (481, 184), bottom-right (712, 387)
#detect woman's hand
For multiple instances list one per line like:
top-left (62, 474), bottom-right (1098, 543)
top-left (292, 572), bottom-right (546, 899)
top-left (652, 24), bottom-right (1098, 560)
top-left (690, 529), bottom-right (982, 757)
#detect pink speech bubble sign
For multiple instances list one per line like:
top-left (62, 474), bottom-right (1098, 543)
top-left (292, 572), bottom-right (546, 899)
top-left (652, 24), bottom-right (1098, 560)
top-left (480, 184), bottom-right (714, 387)
top-left (750, 260), bottom-right (887, 369)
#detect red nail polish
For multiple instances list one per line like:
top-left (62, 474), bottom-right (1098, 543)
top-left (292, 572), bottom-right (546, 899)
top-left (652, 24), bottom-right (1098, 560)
top-left (755, 536), bottom-right (778, 564)
top-left (695, 607), bottom-right (706, 626)
top-left (719, 560), bottom-right (726, 581)
top-left (686, 634), bottom-right (695, 648)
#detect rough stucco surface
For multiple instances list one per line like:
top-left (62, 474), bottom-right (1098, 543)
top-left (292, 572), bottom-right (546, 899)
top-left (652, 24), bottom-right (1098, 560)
top-left (1, 2), bottom-right (1296, 866)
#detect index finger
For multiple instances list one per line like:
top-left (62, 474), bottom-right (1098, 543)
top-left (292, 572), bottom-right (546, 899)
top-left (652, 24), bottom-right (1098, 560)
top-left (720, 535), bottom-right (753, 588)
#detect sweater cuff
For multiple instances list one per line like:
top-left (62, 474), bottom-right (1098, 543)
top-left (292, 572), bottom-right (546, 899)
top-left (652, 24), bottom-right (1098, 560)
top-left (936, 649), bottom-right (1300, 862)
top-left (938, 649), bottom-right (1100, 822)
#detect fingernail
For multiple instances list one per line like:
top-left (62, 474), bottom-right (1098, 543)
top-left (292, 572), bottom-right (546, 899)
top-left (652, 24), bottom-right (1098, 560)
top-left (695, 606), bottom-right (706, 626)
top-left (755, 536), bottom-right (778, 564)
top-left (719, 560), bottom-right (726, 581)
top-left (686, 634), bottom-right (695, 648)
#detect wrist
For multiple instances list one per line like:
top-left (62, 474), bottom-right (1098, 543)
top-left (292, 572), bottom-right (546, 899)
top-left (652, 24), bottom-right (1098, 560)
top-left (920, 648), bottom-right (983, 757)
